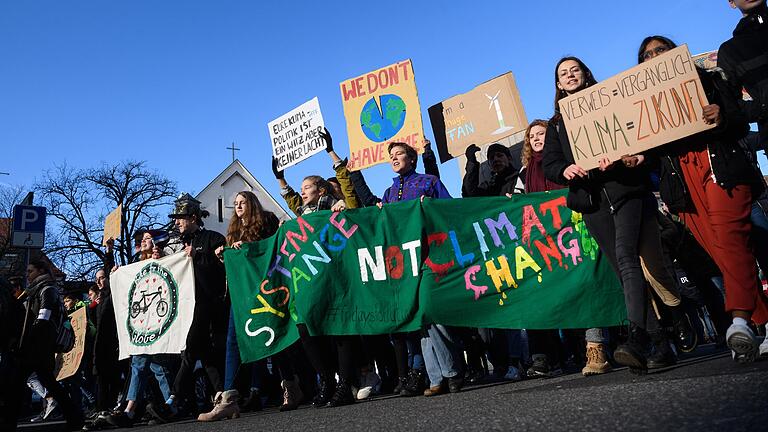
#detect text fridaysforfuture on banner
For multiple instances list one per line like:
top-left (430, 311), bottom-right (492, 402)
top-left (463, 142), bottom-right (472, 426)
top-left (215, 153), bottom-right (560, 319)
top-left (559, 45), bottom-right (714, 170)
top-left (224, 190), bottom-right (626, 363)
top-left (340, 59), bottom-right (424, 171)
top-left (429, 72), bottom-right (528, 163)
top-left (269, 97), bottom-right (326, 170)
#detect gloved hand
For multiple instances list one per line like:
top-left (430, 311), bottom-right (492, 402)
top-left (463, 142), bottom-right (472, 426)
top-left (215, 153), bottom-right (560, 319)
top-left (272, 157), bottom-right (285, 180)
top-left (319, 127), bottom-right (333, 153)
top-left (465, 144), bottom-right (481, 163)
top-left (422, 139), bottom-right (435, 161)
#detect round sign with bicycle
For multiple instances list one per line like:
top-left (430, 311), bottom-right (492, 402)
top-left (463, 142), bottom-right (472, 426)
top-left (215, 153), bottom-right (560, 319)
top-left (126, 261), bottom-right (180, 346)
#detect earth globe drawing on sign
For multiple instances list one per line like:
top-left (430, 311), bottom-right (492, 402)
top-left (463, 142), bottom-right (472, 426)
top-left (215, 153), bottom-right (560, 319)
top-left (360, 94), bottom-right (407, 142)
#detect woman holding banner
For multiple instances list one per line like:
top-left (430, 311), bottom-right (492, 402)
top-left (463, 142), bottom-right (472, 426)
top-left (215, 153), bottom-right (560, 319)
top-left (104, 231), bottom-right (178, 428)
top-left (203, 191), bottom-right (305, 419)
top-left (637, 35), bottom-right (768, 362)
top-left (272, 160), bottom-right (363, 408)
top-left (379, 141), bottom-right (465, 396)
top-left (543, 57), bottom-right (677, 374)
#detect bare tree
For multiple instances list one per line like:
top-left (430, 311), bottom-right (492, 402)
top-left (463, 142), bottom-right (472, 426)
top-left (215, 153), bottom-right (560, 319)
top-left (0, 183), bottom-right (26, 268)
top-left (35, 161), bottom-right (177, 280)
top-left (0, 183), bottom-right (26, 219)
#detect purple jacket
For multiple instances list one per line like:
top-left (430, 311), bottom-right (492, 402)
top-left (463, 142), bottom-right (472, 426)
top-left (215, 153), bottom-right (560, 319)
top-left (382, 170), bottom-right (452, 203)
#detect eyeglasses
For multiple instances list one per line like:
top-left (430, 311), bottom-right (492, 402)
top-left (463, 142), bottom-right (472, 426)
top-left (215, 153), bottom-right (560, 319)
top-left (642, 45), bottom-right (669, 61)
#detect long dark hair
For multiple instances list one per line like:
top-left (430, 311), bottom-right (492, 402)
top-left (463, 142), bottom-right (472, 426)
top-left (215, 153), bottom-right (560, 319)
top-left (637, 35), bottom-right (677, 64)
top-left (551, 56), bottom-right (598, 123)
top-left (226, 191), bottom-right (277, 244)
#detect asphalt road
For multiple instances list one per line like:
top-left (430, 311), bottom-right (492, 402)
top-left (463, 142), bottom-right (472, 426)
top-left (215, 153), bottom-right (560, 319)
top-left (20, 345), bottom-right (768, 432)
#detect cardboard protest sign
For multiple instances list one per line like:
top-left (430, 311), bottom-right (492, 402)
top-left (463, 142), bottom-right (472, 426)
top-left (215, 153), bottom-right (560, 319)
top-left (340, 59), bottom-right (424, 171)
top-left (429, 72), bottom-right (528, 163)
top-left (55, 307), bottom-right (87, 381)
top-left (103, 205), bottom-right (122, 246)
top-left (559, 45), bottom-right (715, 170)
top-left (269, 97), bottom-right (326, 170)
top-left (693, 50), bottom-right (752, 102)
top-left (692, 50), bottom-right (718, 71)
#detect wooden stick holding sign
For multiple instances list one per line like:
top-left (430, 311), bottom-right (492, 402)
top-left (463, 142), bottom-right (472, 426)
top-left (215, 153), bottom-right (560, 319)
top-left (103, 205), bottom-right (122, 246)
top-left (559, 45), bottom-right (715, 170)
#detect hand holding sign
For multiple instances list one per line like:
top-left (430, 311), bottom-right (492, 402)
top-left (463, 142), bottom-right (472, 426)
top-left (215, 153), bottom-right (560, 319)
top-left (271, 157), bottom-right (284, 180)
top-left (319, 127), bottom-right (333, 153)
top-left (702, 104), bottom-right (721, 125)
top-left (563, 164), bottom-right (588, 180)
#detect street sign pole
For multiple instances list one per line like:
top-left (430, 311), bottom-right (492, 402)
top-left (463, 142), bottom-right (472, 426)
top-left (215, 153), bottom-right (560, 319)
top-left (11, 203), bottom-right (46, 289)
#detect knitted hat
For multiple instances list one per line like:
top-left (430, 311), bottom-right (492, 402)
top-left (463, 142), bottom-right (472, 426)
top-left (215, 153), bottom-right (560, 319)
top-left (487, 143), bottom-right (511, 159)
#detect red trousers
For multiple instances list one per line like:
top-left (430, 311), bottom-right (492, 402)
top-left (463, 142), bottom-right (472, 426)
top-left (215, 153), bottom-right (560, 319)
top-left (678, 147), bottom-right (768, 325)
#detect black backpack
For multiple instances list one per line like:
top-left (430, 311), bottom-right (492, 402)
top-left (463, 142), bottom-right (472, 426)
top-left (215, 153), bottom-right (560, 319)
top-left (38, 286), bottom-right (75, 353)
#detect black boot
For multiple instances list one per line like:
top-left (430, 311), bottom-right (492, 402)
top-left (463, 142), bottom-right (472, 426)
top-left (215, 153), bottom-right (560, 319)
top-left (671, 311), bottom-right (697, 353)
top-left (327, 379), bottom-right (355, 408)
top-left (647, 330), bottom-right (677, 369)
top-left (399, 369), bottom-right (426, 397)
top-left (393, 375), bottom-right (407, 394)
top-left (614, 322), bottom-right (649, 374)
top-left (312, 374), bottom-right (336, 407)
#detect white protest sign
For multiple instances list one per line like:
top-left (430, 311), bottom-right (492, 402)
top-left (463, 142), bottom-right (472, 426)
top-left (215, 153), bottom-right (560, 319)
top-left (269, 97), bottom-right (326, 170)
top-left (559, 45), bottom-right (714, 170)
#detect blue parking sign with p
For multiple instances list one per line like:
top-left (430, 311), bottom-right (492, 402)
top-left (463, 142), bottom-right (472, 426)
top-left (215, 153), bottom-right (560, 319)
top-left (12, 205), bottom-right (46, 248)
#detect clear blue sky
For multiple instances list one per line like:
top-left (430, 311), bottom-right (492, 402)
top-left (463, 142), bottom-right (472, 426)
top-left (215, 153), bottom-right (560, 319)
top-left (0, 0), bottom-right (752, 210)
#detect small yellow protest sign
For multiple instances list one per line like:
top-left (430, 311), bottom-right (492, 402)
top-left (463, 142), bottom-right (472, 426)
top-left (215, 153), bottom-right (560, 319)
top-left (103, 205), bottom-right (122, 246)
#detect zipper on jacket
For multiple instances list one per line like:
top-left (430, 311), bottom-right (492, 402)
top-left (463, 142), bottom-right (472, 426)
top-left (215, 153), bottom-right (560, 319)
top-left (666, 156), bottom-right (688, 196)
top-left (706, 145), bottom-right (718, 185)
top-left (602, 187), bottom-right (615, 214)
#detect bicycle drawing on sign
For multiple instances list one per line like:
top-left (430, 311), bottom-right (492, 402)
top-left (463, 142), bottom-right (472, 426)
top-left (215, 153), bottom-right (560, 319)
top-left (130, 287), bottom-right (169, 319)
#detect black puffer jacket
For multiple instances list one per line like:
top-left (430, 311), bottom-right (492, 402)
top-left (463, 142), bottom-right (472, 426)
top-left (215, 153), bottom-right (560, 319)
top-left (542, 116), bottom-right (652, 214)
top-left (653, 68), bottom-right (760, 213)
top-left (718, 3), bottom-right (768, 149)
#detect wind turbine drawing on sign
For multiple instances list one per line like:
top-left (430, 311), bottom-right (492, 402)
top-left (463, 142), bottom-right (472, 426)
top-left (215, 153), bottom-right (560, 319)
top-left (485, 90), bottom-right (515, 135)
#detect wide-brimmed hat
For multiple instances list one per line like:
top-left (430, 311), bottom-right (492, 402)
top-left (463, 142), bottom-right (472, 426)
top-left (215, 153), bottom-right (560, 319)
top-left (168, 193), bottom-right (203, 219)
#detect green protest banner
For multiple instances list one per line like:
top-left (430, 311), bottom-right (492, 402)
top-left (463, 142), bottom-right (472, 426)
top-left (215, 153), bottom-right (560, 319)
top-left (224, 190), bottom-right (626, 363)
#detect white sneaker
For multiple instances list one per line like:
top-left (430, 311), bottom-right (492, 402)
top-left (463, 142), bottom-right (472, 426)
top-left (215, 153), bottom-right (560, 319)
top-left (503, 365), bottom-right (522, 381)
top-left (356, 371), bottom-right (381, 400)
top-left (42, 399), bottom-right (59, 420)
top-left (759, 336), bottom-right (768, 358)
top-left (726, 322), bottom-right (759, 363)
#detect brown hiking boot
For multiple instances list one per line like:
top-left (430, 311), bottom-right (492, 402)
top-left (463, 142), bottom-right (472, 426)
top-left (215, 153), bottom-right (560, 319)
top-left (423, 383), bottom-right (446, 397)
top-left (280, 377), bottom-right (304, 412)
top-left (582, 342), bottom-right (612, 376)
top-left (197, 390), bottom-right (240, 422)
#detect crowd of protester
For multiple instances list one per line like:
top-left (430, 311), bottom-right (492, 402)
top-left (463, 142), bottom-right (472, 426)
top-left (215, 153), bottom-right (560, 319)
top-left (1, 3), bottom-right (768, 429)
